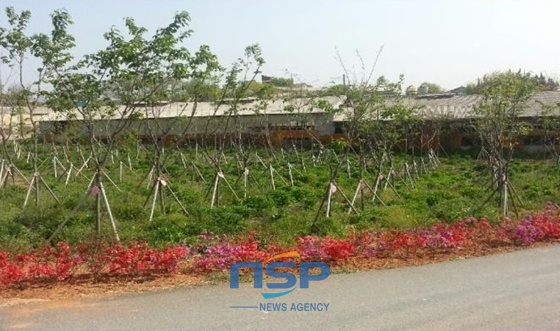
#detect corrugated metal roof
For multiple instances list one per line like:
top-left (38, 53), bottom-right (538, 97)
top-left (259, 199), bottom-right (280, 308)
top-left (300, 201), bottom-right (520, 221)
top-left (31, 91), bottom-right (560, 123)
top-left (415, 91), bottom-right (560, 119)
top-left (412, 95), bottom-right (482, 119)
top-left (334, 91), bottom-right (560, 121)
top-left (0, 106), bottom-right (50, 115)
top-left (37, 96), bottom-right (345, 122)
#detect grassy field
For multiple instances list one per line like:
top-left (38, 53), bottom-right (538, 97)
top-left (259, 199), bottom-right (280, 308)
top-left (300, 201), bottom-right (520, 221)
top-left (1, 144), bottom-right (559, 251)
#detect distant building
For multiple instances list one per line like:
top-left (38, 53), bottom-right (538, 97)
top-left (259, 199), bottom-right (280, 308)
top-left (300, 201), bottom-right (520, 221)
top-left (332, 91), bottom-right (560, 152)
top-left (34, 91), bottom-right (560, 153)
top-left (38, 97), bottom-right (345, 148)
top-left (418, 83), bottom-right (429, 95)
top-left (447, 86), bottom-right (467, 95)
top-left (405, 85), bottom-right (417, 96)
top-left (0, 105), bottom-right (49, 140)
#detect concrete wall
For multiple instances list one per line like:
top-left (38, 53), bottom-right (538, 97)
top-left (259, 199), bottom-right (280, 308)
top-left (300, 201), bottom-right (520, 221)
top-left (1, 113), bottom-right (35, 139)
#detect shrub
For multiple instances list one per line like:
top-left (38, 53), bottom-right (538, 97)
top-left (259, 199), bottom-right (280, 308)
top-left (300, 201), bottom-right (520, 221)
top-left (296, 236), bottom-right (355, 263)
top-left (243, 195), bottom-right (274, 212)
top-left (270, 188), bottom-right (293, 207)
top-left (0, 240), bottom-right (189, 287)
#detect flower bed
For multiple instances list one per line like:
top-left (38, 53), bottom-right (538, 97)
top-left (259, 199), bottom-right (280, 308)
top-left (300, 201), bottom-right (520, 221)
top-left (2, 203), bottom-right (560, 289)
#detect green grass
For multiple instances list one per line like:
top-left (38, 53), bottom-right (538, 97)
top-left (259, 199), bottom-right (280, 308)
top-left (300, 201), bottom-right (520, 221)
top-left (1, 144), bottom-right (559, 250)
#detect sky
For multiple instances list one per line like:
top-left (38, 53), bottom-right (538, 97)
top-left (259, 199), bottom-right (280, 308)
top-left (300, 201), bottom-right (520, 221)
top-left (0, 0), bottom-right (559, 90)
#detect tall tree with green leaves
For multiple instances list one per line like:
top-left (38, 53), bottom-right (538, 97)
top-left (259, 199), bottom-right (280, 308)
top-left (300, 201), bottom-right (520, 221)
top-left (472, 71), bottom-right (537, 216)
top-left (466, 71), bottom-right (558, 95)
top-left (47, 11), bottom-right (220, 240)
top-left (196, 44), bottom-right (268, 154)
top-left (137, 39), bottom-right (221, 222)
top-left (0, 6), bottom-right (75, 205)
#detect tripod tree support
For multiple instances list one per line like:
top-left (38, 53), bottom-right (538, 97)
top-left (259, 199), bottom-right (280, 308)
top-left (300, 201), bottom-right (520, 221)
top-left (23, 171), bottom-right (60, 207)
top-left (144, 176), bottom-right (190, 222)
top-left (48, 172), bottom-right (120, 242)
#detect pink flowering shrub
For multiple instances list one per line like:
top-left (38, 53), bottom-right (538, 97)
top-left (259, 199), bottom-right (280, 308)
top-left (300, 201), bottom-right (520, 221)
top-left (503, 205), bottom-right (560, 245)
top-left (191, 231), bottom-right (271, 272)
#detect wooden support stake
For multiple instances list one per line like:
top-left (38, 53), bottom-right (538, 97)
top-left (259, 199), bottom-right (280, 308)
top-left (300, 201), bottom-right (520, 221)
top-left (288, 163), bottom-right (294, 187)
top-left (243, 167), bottom-right (249, 199)
top-left (348, 180), bottom-right (363, 214)
top-left (269, 164), bottom-right (276, 190)
top-left (211, 172), bottom-right (220, 208)
top-left (326, 183), bottom-right (334, 217)
top-left (191, 161), bottom-right (206, 183)
top-left (149, 180), bottom-right (160, 222)
top-left (100, 181), bottom-right (120, 242)
top-left (65, 163), bottom-right (73, 185)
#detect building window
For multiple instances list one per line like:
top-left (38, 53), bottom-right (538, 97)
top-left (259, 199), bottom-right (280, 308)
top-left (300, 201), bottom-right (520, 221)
top-left (523, 136), bottom-right (546, 146)
top-left (283, 137), bottom-right (312, 148)
top-left (334, 122), bottom-right (346, 134)
top-left (460, 136), bottom-right (480, 147)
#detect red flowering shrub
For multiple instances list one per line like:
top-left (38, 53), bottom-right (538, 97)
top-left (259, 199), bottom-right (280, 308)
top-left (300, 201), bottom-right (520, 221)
top-left (321, 237), bottom-right (355, 260)
top-left (0, 251), bottom-right (24, 285)
top-left (105, 242), bottom-right (189, 275)
top-left (0, 241), bottom-right (188, 287)
top-left (296, 236), bottom-right (355, 262)
top-left (154, 246), bottom-right (190, 273)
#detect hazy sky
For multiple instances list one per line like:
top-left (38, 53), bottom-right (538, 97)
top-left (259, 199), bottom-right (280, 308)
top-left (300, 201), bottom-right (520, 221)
top-left (1, 0), bottom-right (559, 90)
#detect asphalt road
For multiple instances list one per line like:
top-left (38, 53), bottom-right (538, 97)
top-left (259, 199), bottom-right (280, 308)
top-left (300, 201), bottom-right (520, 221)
top-left (2, 245), bottom-right (560, 331)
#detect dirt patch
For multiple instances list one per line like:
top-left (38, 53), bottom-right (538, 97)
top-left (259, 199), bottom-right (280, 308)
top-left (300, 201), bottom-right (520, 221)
top-left (1, 298), bottom-right (49, 308)
top-left (0, 274), bottom-right (210, 305)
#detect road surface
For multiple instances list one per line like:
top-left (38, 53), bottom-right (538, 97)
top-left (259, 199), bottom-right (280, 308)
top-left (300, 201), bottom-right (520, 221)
top-left (2, 244), bottom-right (560, 330)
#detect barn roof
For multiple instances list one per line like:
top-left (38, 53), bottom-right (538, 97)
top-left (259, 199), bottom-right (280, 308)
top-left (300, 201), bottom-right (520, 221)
top-left (333, 91), bottom-right (560, 121)
top-left (36, 96), bottom-right (345, 122)
top-left (24, 91), bottom-right (560, 123)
